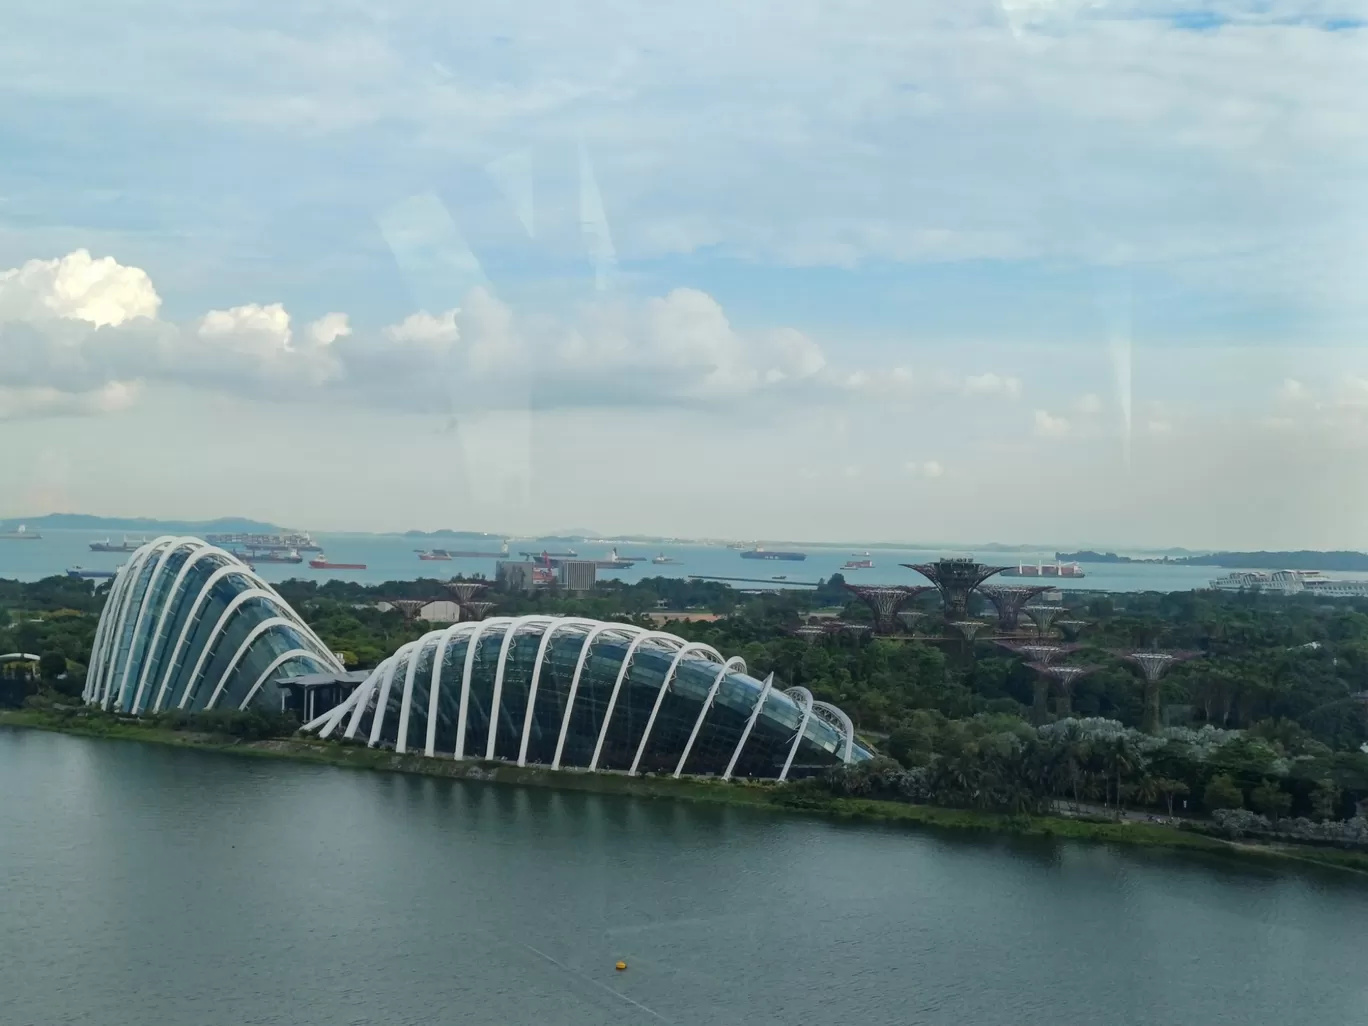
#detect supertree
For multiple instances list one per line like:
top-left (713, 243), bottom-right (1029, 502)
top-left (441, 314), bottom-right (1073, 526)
top-left (444, 579), bottom-right (487, 604)
top-left (1122, 651), bottom-right (1200, 733)
top-left (896, 609), bottom-right (926, 634)
top-left (1055, 620), bottom-right (1090, 643)
top-left (999, 642), bottom-right (1082, 722)
top-left (462, 601), bottom-right (497, 622)
top-left (978, 586), bottom-right (1051, 632)
top-left (1043, 665), bottom-right (1096, 716)
top-left (843, 584), bottom-right (930, 635)
top-left (903, 558), bottom-right (1009, 622)
top-left (388, 599), bottom-right (427, 620)
top-left (949, 621), bottom-right (987, 643)
top-left (1024, 604), bottom-right (1063, 637)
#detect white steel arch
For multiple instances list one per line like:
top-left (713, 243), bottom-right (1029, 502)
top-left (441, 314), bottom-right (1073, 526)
top-left (95, 539), bottom-right (167, 707)
top-left (422, 622), bottom-right (481, 756)
top-left (344, 661), bottom-right (391, 739)
top-left (130, 544), bottom-right (235, 714)
top-left (486, 616), bottom-right (558, 760)
top-left (454, 617), bottom-right (516, 759)
top-left (551, 621), bottom-right (646, 770)
top-left (155, 564), bottom-right (335, 713)
top-left (811, 700), bottom-right (856, 763)
top-left (151, 563), bottom-right (264, 711)
top-left (239, 648), bottom-right (318, 710)
top-left (88, 539), bottom-right (149, 702)
top-left (723, 673), bottom-right (775, 781)
top-left (394, 630), bottom-right (446, 755)
top-left (86, 575), bottom-right (125, 702)
top-left (627, 642), bottom-right (724, 776)
top-left (673, 656), bottom-right (746, 778)
top-left (177, 589), bottom-right (336, 711)
top-left (587, 631), bottom-right (686, 772)
top-left (518, 617), bottom-right (601, 767)
top-left (114, 537), bottom-right (204, 712)
top-left (370, 641), bottom-right (422, 746)
top-left (778, 686), bottom-right (815, 782)
top-left (204, 616), bottom-right (320, 710)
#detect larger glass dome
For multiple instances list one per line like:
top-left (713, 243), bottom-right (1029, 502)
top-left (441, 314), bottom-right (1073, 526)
top-left (85, 537), bottom-right (342, 714)
top-left (304, 616), bottom-right (870, 780)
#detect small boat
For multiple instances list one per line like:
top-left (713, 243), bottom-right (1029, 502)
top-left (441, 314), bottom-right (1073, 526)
top-left (651, 553), bottom-right (678, 565)
top-left (309, 554), bottom-right (366, 570)
top-left (418, 549), bottom-right (453, 561)
top-left (67, 566), bottom-right (117, 579)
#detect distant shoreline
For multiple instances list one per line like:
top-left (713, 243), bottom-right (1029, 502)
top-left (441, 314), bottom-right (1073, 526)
top-left (6, 711), bottom-right (1365, 878)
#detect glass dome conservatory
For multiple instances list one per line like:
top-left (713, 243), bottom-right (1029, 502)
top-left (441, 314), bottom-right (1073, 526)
top-left (85, 537), bottom-right (342, 714)
top-left (304, 616), bottom-right (870, 780)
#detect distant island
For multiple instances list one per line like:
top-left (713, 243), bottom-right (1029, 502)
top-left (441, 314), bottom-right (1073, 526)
top-left (1058, 550), bottom-right (1368, 572)
top-left (6, 513), bottom-right (284, 534)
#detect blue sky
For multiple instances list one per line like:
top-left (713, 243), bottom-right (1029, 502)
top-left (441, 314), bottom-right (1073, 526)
top-left (2, 0), bottom-right (1367, 546)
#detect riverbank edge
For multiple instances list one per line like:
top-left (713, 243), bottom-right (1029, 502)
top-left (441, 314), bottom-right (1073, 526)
top-left (6, 710), bottom-right (1366, 875)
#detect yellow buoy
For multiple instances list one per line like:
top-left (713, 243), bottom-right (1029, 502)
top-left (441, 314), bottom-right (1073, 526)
top-left (615, 961), bottom-right (627, 971)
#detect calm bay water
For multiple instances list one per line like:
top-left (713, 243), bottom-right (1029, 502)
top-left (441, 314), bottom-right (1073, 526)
top-left (2, 728), bottom-right (1366, 1026)
top-left (0, 527), bottom-right (1308, 592)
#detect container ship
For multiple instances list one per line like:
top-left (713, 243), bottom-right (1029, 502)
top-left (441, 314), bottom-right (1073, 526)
top-left (309, 554), bottom-right (366, 571)
top-left (89, 536), bottom-right (146, 552)
top-left (206, 532), bottom-right (322, 552)
top-left (1001, 561), bottom-right (1085, 579)
top-left (237, 548), bottom-right (303, 564)
top-left (418, 549), bottom-right (453, 560)
top-left (842, 554), bottom-right (874, 569)
top-left (418, 543), bottom-right (509, 559)
top-left (740, 547), bottom-right (807, 562)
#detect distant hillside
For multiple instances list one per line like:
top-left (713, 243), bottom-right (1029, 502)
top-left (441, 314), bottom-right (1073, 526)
top-left (5, 514), bottom-right (284, 533)
top-left (401, 529), bottom-right (504, 540)
top-left (1175, 550), bottom-right (1368, 572)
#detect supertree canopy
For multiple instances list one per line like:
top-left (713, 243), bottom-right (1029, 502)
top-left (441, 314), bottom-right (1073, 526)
top-left (1121, 650), bottom-right (1200, 733)
top-left (903, 558), bottom-right (1009, 621)
top-left (978, 586), bottom-right (1051, 631)
top-left (843, 584), bottom-right (930, 634)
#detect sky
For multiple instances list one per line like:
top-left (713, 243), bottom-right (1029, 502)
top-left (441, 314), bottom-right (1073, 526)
top-left (2, 0), bottom-right (1368, 548)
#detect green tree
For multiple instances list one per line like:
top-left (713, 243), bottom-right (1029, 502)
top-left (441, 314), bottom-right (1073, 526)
top-left (1250, 780), bottom-right (1292, 823)
top-left (1203, 774), bottom-right (1244, 812)
top-left (1153, 777), bottom-right (1189, 818)
top-left (38, 651), bottom-right (67, 682)
top-left (1310, 778), bottom-right (1341, 821)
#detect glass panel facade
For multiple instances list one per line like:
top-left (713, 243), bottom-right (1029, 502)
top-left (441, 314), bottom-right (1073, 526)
top-left (87, 539), bottom-right (334, 717)
top-left (332, 617), bottom-right (869, 780)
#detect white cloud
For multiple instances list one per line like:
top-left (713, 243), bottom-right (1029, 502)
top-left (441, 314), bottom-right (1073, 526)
top-left (963, 372), bottom-right (1022, 398)
top-left (0, 249), bottom-right (160, 328)
top-left (1033, 409), bottom-right (1070, 438)
top-left (0, 381), bottom-right (138, 421)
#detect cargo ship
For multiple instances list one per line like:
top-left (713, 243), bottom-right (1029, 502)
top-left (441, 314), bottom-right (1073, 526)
top-left (520, 549), bottom-right (577, 559)
top-left (842, 558), bottom-right (874, 570)
top-left (1001, 561), bottom-right (1085, 579)
top-left (89, 536), bottom-right (146, 552)
top-left (0, 524), bottom-right (41, 540)
top-left (206, 532), bottom-right (322, 552)
top-left (237, 548), bottom-right (303, 564)
top-left (652, 553), bottom-right (678, 564)
top-left (418, 549), bottom-right (453, 560)
top-left (740, 546), bottom-right (807, 562)
top-left (596, 548), bottom-right (634, 570)
top-left (309, 554), bottom-right (366, 571)
top-left (67, 566), bottom-right (118, 579)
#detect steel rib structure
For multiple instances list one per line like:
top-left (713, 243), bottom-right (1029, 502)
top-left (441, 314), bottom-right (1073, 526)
top-left (304, 615), bottom-right (869, 780)
top-left (84, 536), bottom-right (342, 713)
